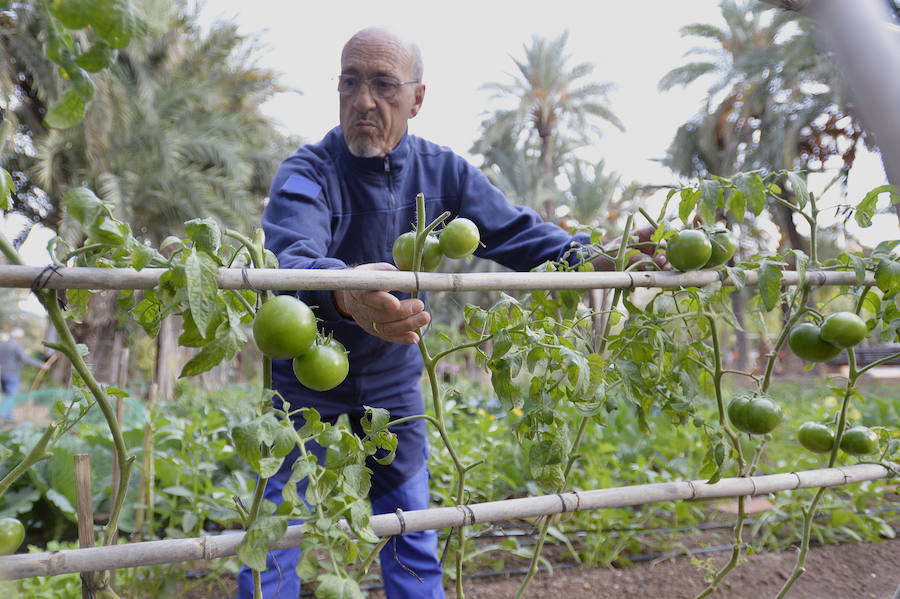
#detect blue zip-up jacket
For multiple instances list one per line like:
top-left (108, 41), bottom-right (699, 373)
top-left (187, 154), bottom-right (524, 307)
top-left (263, 126), bottom-right (589, 410)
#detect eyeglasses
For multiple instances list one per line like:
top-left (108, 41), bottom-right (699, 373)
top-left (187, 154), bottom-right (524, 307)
top-left (336, 75), bottom-right (419, 100)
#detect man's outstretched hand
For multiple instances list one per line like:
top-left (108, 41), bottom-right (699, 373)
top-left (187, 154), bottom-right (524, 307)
top-left (333, 263), bottom-right (431, 344)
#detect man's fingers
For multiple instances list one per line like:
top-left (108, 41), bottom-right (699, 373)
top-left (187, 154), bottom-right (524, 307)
top-left (371, 309), bottom-right (431, 344)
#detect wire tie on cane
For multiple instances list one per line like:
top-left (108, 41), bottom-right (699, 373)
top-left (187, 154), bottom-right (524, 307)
top-left (395, 508), bottom-right (407, 534)
top-left (30, 264), bottom-right (63, 293)
top-left (413, 270), bottom-right (421, 293)
top-left (241, 263), bottom-right (261, 293)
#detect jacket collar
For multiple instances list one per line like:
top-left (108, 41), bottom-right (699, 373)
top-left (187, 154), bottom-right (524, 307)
top-left (335, 127), bottom-right (410, 173)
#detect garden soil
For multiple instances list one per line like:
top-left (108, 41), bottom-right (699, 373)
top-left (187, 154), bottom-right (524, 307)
top-left (365, 537), bottom-right (900, 599)
top-left (193, 536), bottom-right (899, 598)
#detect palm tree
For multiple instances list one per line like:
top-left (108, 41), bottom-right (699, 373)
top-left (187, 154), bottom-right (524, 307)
top-left (472, 30), bottom-right (623, 220)
top-left (659, 0), bottom-right (865, 185)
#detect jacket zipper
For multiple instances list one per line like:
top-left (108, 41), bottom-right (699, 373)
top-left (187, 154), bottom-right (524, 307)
top-left (385, 155), bottom-right (396, 251)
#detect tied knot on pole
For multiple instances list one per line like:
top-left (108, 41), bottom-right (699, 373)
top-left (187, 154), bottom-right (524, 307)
top-left (31, 264), bottom-right (67, 310)
top-left (241, 263), bottom-right (261, 309)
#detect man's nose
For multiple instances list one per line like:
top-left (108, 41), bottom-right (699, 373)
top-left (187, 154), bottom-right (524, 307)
top-left (351, 81), bottom-right (377, 110)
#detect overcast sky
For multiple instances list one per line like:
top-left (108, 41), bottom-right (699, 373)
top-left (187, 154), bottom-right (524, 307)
top-left (196, 1), bottom-right (727, 184)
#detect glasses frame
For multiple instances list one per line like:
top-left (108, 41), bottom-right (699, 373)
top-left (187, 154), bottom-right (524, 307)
top-left (336, 75), bottom-right (420, 100)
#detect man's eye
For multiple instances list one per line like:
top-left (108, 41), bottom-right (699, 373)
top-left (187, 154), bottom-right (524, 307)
top-left (341, 77), bottom-right (358, 89)
top-left (374, 79), bottom-right (396, 92)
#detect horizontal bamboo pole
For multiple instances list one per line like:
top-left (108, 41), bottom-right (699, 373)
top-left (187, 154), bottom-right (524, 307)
top-left (0, 265), bottom-right (875, 292)
top-left (0, 463), bottom-right (890, 580)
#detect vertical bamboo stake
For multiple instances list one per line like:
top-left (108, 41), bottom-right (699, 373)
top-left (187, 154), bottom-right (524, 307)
top-left (109, 397), bottom-right (124, 538)
top-left (74, 453), bottom-right (96, 599)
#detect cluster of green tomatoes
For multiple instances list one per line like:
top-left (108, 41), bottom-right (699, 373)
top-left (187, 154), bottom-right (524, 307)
top-left (665, 226), bottom-right (738, 272)
top-left (392, 217), bottom-right (481, 271)
top-left (787, 310), bottom-right (880, 456)
top-left (252, 295), bottom-right (349, 391)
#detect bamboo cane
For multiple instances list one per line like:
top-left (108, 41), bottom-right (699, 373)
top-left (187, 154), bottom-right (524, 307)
top-left (0, 265), bottom-right (874, 292)
top-left (0, 463), bottom-right (890, 580)
top-left (74, 454), bottom-right (96, 598)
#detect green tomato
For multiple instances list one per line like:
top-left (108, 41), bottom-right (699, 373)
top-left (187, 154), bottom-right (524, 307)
top-left (292, 338), bottom-right (350, 391)
top-left (666, 229), bottom-right (713, 272)
top-left (743, 396), bottom-right (783, 435)
top-left (0, 517), bottom-right (25, 556)
top-left (729, 395), bottom-right (782, 435)
top-left (252, 295), bottom-right (317, 360)
top-left (839, 426), bottom-right (879, 456)
top-left (797, 422), bottom-right (835, 454)
top-left (727, 395), bottom-right (752, 433)
top-left (439, 218), bottom-right (480, 259)
top-left (788, 323), bottom-right (842, 362)
top-left (392, 232), bottom-right (443, 272)
top-left (703, 228), bottom-right (737, 268)
top-left (819, 311), bottom-right (868, 349)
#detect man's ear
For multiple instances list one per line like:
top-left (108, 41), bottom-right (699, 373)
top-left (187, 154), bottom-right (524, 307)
top-left (409, 84), bottom-right (425, 118)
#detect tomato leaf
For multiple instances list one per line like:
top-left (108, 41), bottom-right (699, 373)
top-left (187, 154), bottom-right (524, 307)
top-left (179, 323), bottom-right (242, 377)
top-left (185, 248), bottom-right (220, 336)
top-left (699, 179), bottom-right (721, 225)
top-left (346, 500), bottom-right (379, 544)
top-left (785, 171), bottom-right (809, 209)
top-left (315, 574), bottom-right (364, 599)
top-left (855, 184), bottom-right (899, 228)
top-left (757, 259), bottom-right (783, 312)
top-left (64, 187), bottom-right (104, 226)
top-left (237, 514), bottom-right (287, 572)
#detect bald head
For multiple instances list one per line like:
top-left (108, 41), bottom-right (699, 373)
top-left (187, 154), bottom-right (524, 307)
top-left (342, 27), bottom-right (423, 82)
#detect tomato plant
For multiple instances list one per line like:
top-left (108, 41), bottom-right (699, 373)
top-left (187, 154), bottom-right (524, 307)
top-left (292, 337), bottom-right (350, 391)
top-left (393, 232), bottom-right (443, 271)
top-left (665, 229), bottom-right (712, 271)
top-left (252, 295), bottom-right (317, 359)
top-left (839, 426), bottom-right (879, 456)
top-left (797, 422), bottom-right (835, 454)
top-left (819, 311), bottom-right (868, 348)
top-left (439, 217), bottom-right (480, 259)
top-left (0, 517), bottom-right (25, 556)
top-left (787, 322), bottom-right (842, 362)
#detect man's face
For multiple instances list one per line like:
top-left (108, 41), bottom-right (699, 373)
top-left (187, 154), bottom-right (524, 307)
top-left (339, 32), bottom-right (424, 157)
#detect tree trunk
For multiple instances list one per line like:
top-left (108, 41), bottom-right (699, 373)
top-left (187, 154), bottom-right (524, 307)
top-left (154, 316), bottom-right (179, 401)
top-left (71, 291), bottom-right (123, 385)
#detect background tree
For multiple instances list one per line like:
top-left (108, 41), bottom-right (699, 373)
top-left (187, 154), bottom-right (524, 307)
top-left (1, 0), bottom-right (295, 387)
top-left (472, 30), bottom-right (623, 221)
top-left (657, 0), bottom-right (884, 371)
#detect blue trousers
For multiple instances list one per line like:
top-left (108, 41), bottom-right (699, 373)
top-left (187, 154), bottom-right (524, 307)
top-left (236, 379), bottom-right (445, 598)
top-left (0, 375), bottom-right (20, 420)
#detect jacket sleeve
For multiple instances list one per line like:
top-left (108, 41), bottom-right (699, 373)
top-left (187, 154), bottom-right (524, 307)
top-left (454, 161), bottom-right (591, 271)
top-left (262, 168), bottom-right (348, 323)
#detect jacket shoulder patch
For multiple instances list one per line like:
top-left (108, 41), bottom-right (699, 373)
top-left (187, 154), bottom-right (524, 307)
top-left (282, 174), bottom-right (322, 199)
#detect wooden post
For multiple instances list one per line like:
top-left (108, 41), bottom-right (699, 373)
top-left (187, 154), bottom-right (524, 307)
top-left (74, 453), bottom-right (96, 599)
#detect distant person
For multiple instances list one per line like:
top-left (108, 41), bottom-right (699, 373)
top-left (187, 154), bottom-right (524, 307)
top-left (0, 328), bottom-right (44, 421)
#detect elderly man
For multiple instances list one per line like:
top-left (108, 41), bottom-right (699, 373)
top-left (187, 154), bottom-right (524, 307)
top-left (238, 26), bottom-right (663, 599)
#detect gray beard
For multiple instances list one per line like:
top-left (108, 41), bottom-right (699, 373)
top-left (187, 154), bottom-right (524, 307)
top-left (347, 138), bottom-right (383, 158)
